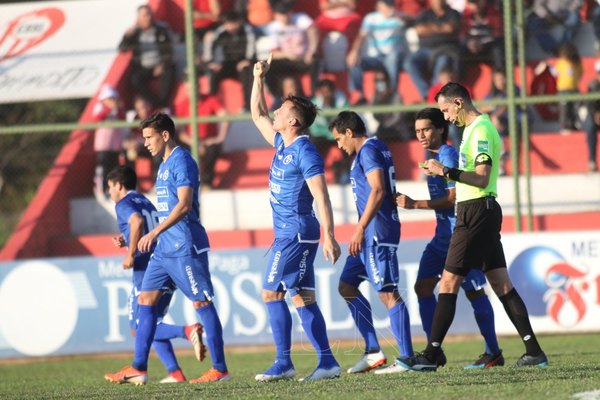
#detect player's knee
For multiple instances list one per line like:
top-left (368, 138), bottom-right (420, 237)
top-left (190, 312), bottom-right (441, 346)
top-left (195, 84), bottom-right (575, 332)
top-left (465, 288), bottom-right (486, 300)
top-left (414, 280), bottom-right (435, 297)
top-left (338, 281), bottom-right (359, 302)
top-left (261, 289), bottom-right (284, 303)
top-left (138, 290), bottom-right (161, 305)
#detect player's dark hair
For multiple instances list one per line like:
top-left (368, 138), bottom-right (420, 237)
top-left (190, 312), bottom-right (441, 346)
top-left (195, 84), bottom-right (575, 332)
top-left (285, 95), bottom-right (318, 131)
top-left (434, 82), bottom-right (472, 104)
top-left (140, 112), bottom-right (176, 139)
top-left (106, 165), bottom-right (137, 191)
top-left (415, 107), bottom-right (449, 143)
top-left (329, 111), bottom-right (367, 137)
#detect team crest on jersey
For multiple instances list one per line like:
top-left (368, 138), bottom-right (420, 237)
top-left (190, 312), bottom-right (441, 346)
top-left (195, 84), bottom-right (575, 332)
top-left (283, 154), bottom-right (293, 164)
top-left (158, 169), bottom-right (169, 181)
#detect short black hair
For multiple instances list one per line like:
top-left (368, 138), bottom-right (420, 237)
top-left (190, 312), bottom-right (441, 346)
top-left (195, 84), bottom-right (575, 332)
top-left (317, 79), bottom-right (335, 91)
top-left (415, 107), bottom-right (449, 143)
top-left (285, 95), bottom-right (318, 131)
top-left (106, 165), bottom-right (137, 190)
top-left (140, 112), bottom-right (176, 138)
top-left (273, 0), bottom-right (294, 14)
top-left (329, 111), bottom-right (367, 136)
top-left (434, 82), bottom-right (472, 104)
top-left (223, 10), bottom-right (242, 22)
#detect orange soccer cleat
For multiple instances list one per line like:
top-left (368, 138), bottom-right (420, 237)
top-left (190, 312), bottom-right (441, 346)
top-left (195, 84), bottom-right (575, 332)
top-left (189, 368), bottom-right (232, 383)
top-left (185, 323), bottom-right (207, 362)
top-left (104, 365), bottom-right (148, 385)
top-left (160, 368), bottom-right (187, 383)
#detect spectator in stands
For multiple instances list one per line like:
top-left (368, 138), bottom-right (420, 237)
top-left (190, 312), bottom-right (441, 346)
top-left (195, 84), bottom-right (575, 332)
top-left (427, 65), bottom-right (463, 149)
top-left (123, 96), bottom-right (155, 168)
top-left (526, 0), bottom-right (582, 56)
top-left (118, 5), bottom-right (176, 109)
top-left (461, 0), bottom-right (504, 70)
top-left (370, 69), bottom-right (408, 142)
top-left (234, 0), bottom-right (274, 33)
top-left (592, 1), bottom-right (600, 55)
top-left (203, 11), bottom-right (256, 112)
top-left (193, 0), bottom-right (221, 43)
top-left (403, 0), bottom-right (463, 100)
top-left (92, 84), bottom-right (126, 197)
top-left (314, 0), bottom-right (362, 46)
top-left (270, 75), bottom-right (305, 111)
top-left (555, 42), bottom-right (582, 133)
top-left (481, 67), bottom-right (531, 175)
top-left (394, 0), bottom-right (429, 25)
top-left (584, 60), bottom-right (600, 172)
top-left (174, 79), bottom-right (231, 190)
top-left (263, 0), bottom-right (320, 98)
top-left (346, 0), bottom-right (407, 103)
top-left (310, 79), bottom-right (351, 183)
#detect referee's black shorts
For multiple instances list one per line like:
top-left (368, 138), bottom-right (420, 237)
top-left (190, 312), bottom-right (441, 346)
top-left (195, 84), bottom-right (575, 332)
top-left (445, 196), bottom-right (507, 276)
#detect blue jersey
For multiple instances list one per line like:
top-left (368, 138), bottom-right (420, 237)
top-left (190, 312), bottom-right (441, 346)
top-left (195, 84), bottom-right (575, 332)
top-left (269, 133), bottom-right (323, 240)
top-left (155, 146), bottom-right (210, 257)
top-left (115, 191), bottom-right (157, 287)
top-left (350, 137), bottom-right (400, 246)
top-left (428, 144), bottom-right (457, 251)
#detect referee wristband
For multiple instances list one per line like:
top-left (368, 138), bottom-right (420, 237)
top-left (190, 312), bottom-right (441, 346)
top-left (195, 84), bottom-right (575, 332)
top-left (446, 168), bottom-right (463, 182)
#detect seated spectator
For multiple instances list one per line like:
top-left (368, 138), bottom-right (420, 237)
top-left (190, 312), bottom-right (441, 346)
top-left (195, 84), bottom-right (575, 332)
top-left (310, 79), bottom-right (351, 183)
top-left (270, 75), bottom-right (305, 111)
top-left (394, 0), bottom-right (429, 25)
top-left (234, 0), bottom-right (274, 33)
top-left (370, 69), bottom-right (408, 142)
top-left (118, 5), bottom-right (176, 108)
top-left (124, 95), bottom-right (156, 168)
top-left (92, 84), bottom-right (126, 197)
top-left (584, 60), bottom-right (600, 172)
top-left (174, 79), bottom-right (231, 189)
top-left (554, 42), bottom-right (582, 132)
top-left (346, 0), bottom-right (408, 102)
top-left (193, 0), bottom-right (221, 43)
top-left (203, 11), bottom-right (256, 112)
top-left (263, 0), bottom-right (320, 97)
top-left (461, 0), bottom-right (504, 70)
top-left (403, 0), bottom-right (462, 100)
top-left (526, 0), bottom-right (582, 55)
top-left (427, 65), bottom-right (463, 148)
top-left (481, 67), bottom-right (532, 175)
top-left (314, 0), bottom-right (362, 46)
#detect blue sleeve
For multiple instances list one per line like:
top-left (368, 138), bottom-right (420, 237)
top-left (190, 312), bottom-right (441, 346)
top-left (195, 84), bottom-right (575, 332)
top-left (298, 143), bottom-right (324, 180)
top-left (439, 146), bottom-right (458, 189)
top-left (115, 202), bottom-right (139, 229)
top-left (360, 145), bottom-right (385, 175)
top-left (172, 153), bottom-right (197, 188)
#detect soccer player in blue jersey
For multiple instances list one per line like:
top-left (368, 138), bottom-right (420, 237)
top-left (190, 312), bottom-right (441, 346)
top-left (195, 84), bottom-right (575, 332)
top-left (396, 108), bottom-right (503, 369)
top-left (250, 55), bottom-right (343, 382)
top-left (105, 113), bottom-right (230, 385)
top-left (105, 165), bottom-right (206, 384)
top-left (328, 111), bottom-right (414, 375)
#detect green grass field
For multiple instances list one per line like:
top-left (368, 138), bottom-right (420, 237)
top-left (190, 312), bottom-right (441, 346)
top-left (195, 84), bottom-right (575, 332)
top-left (1, 333), bottom-right (599, 400)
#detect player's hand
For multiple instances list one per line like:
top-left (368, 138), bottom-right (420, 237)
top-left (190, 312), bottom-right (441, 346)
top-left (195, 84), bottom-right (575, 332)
top-left (323, 236), bottom-right (341, 264)
top-left (423, 159), bottom-right (444, 177)
top-left (137, 230), bottom-right (158, 253)
top-left (253, 53), bottom-right (272, 78)
top-left (348, 226), bottom-right (364, 257)
top-left (396, 193), bottom-right (415, 209)
top-left (112, 235), bottom-right (126, 248)
top-left (122, 254), bottom-right (134, 270)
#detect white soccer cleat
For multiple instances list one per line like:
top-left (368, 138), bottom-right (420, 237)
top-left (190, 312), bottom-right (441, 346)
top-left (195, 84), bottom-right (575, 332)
top-left (347, 350), bottom-right (387, 374)
top-left (299, 365), bottom-right (342, 382)
top-left (255, 367), bottom-right (297, 382)
top-left (373, 358), bottom-right (410, 374)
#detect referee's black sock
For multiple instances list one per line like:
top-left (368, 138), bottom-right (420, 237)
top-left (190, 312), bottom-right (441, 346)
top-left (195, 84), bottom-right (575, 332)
top-left (499, 288), bottom-right (543, 356)
top-left (425, 293), bottom-right (457, 358)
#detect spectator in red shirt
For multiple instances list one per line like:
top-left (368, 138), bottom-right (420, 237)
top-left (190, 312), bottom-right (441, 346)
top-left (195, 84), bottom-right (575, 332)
top-left (460, 0), bottom-right (504, 69)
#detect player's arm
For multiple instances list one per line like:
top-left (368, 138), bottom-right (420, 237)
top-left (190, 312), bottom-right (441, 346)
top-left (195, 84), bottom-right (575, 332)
top-left (348, 168), bottom-right (385, 257)
top-left (306, 174), bottom-right (341, 264)
top-left (138, 186), bottom-right (193, 253)
top-left (424, 158), bottom-right (491, 188)
top-left (124, 213), bottom-right (144, 269)
top-left (397, 187), bottom-right (455, 210)
top-left (251, 54), bottom-right (276, 146)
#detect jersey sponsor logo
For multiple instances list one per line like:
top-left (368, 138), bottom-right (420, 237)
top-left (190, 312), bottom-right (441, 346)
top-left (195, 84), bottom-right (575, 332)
top-left (382, 150), bottom-right (392, 159)
top-left (283, 154), bottom-right (293, 165)
top-left (156, 202), bottom-right (168, 212)
top-left (158, 216), bottom-right (167, 223)
top-left (185, 265), bottom-right (199, 295)
top-left (269, 194), bottom-right (280, 204)
top-left (270, 181), bottom-right (281, 194)
top-left (298, 249), bottom-right (309, 281)
top-left (475, 153), bottom-right (491, 165)
top-left (369, 250), bottom-right (381, 284)
top-left (271, 166), bottom-right (284, 181)
top-left (477, 140), bottom-right (489, 152)
top-left (267, 251), bottom-right (282, 283)
top-left (156, 186), bottom-right (168, 197)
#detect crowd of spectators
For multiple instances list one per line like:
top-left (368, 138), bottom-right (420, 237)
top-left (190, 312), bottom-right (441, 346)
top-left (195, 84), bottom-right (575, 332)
top-left (96, 0), bottom-right (600, 195)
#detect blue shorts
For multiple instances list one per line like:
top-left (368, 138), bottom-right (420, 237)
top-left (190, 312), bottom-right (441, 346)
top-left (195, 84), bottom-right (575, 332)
top-left (141, 252), bottom-right (214, 302)
top-left (339, 245), bottom-right (399, 292)
top-left (263, 237), bottom-right (318, 297)
top-left (128, 281), bottom-right (176, 330)
top-left (419, 243), bottom-right (487, 292)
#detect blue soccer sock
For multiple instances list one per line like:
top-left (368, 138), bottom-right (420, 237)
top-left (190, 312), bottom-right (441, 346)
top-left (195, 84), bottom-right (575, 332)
top-left (153, 339), bottom-right (180, 373)
top-left (153, 323), bottom-right (185, 341)
top-left (389, 301), bottom-right (414, 358)
top-left (470, 294), bottom-right (500, 355)
top-left (347, 295), bottom-right (380, 352)
top-left (132, 304), bottom-right (158, 371)
top-left (418, 295), bottom-right (437, 340)
top-left (265, 299), bottom-right (293, 367)
top-left (297, 303), bottom-right (338, 369)
top-left (196, 302), bottom-right (228, 372)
